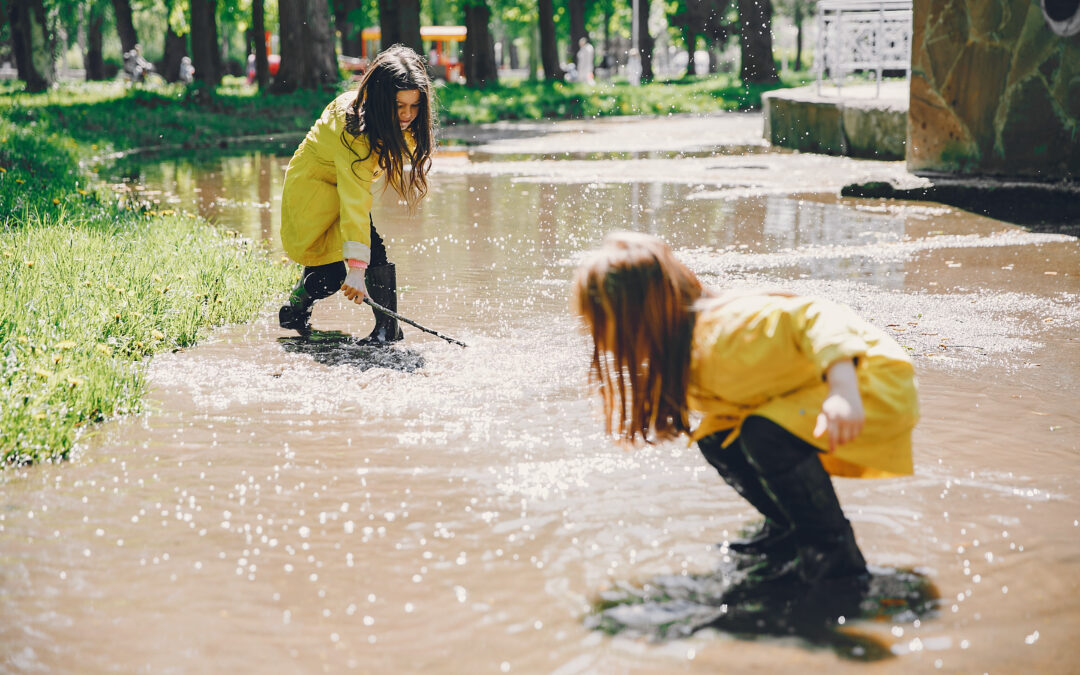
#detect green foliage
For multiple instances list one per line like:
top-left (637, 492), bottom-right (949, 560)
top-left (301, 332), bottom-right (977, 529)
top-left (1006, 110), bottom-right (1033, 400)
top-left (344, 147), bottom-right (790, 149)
top-left (0, 79), bottom-right (340, 155)
top-left (0, 82), bottom-right (294, 465)
top-left (437, 73), bottom-right (809, 124)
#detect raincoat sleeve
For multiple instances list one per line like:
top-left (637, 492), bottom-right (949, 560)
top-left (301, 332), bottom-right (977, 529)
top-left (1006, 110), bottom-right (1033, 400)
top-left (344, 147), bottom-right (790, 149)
top-left (793, 299), bottom-right (873, 373)
top-left (334, 135), bottom-right (375, 264)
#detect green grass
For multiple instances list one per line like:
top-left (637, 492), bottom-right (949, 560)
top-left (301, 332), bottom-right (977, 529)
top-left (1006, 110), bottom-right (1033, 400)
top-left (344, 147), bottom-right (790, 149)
top-left (0, 77), bottom-right (337, 157)
top-left (0, 95), bottom-right (294, 466)
top-left (437, 72), bottom-right (810, 125)
top-left (0, 211), bottom-right (293, 465)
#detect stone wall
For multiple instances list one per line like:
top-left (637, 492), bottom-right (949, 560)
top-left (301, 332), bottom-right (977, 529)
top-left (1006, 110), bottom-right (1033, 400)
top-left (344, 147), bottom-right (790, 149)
top-left (908, 0), bottom-right (1080, 180)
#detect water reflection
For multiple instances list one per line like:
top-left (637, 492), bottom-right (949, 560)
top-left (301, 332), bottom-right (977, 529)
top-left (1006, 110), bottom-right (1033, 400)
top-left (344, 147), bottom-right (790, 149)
top-left (589, 563), bottom-right (940, 661)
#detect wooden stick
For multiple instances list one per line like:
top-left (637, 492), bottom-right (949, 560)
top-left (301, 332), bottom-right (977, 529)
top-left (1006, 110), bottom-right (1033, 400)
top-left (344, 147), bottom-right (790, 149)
top-left (364, 297), bottom-right (468, 348)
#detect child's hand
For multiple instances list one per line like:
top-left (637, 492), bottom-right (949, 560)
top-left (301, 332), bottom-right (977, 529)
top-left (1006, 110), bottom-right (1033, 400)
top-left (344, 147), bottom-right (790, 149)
top-left (813, 359), bottom-right (865, 452)
top-left (342, 268), bottom-right (368, 305)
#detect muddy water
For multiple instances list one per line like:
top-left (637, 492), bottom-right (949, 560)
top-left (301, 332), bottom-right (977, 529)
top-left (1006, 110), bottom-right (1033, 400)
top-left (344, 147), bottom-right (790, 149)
top-left (3, 120), bottom-right (1080, 673)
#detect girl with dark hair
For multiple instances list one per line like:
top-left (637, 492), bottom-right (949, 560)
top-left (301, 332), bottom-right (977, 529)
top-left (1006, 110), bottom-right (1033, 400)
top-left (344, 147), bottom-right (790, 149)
top-left (572, 232), bottom-right (919, 592)
top-left (278, 45), bottom-right (436, 341)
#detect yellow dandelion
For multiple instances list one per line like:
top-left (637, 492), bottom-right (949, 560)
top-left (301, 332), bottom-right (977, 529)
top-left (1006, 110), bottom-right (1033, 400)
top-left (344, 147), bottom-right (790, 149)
top-left (95, 343), bottom-right (112, 356)
top-left (2, 250), bottom-right (12, 257)
top-left (67, 377), bottom-right (84, 389)
top-left (83, 281), bottom-right (92, 287)
top-left (34, 368), bottom-right (53, 379)
top-left (151, 329), bottom-right (166, 340)
top-left (24, 260), bottom-right (34, 267)
top-left (17, 336), bottom-right (28, 344)
top-left (15, 178), bottom-right (24, 184)
top-left (0, 167), bottom-right (6, 173)
top-left (52, 198), bottom-right (60, 205)
top-left (114, 313), bottom-right (121, 320)
top-left (52, 354), bottom-right (63, 364)
top-left (77, 189), bottom-right (88, 196)
top-left (56, 341), bottom-right (76, 350)
top-left (153, 274), bottom-right (163, 283)
top-left (134, 341), bottom-right (145, 350)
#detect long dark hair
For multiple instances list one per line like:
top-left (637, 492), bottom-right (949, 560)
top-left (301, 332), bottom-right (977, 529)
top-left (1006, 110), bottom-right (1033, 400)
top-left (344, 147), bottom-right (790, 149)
top-left (572, 232), bottom-right (702, 445)
top-left (342, 45), bottom-right (435, 211)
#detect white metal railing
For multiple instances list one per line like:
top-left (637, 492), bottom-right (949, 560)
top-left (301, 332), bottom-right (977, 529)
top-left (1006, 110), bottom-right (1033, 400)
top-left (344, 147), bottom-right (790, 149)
top-left (815, 0), bottom-right (913, 97)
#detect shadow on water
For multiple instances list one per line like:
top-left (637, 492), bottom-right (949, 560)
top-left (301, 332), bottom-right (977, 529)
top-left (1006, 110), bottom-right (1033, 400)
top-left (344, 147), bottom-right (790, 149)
top-left (278, 330), bottom-right (425, 372)
top-left (586, 561), bottom-right (940, 662)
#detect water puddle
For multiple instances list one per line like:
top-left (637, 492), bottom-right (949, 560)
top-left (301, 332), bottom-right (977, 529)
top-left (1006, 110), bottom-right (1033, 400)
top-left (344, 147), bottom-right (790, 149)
top-left (4, 123), bottom-right (1079, 673)
top-left (589, 563), bottom-right (939, 662)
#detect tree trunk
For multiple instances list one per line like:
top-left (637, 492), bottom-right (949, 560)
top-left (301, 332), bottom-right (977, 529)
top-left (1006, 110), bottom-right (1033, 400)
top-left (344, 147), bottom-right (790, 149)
top-left (253, 0), bottom-right (269, 89)
top-left (9, 0), bottom-right (53, 92)
top-left (463, 1), bottom-right (497, 88)
top-left (335, 0), bottom-right (364, 57)
top-left (85, 0), bottom-right (106, 80)
top-left (110, 0), bottom-right (138, 53)
top-left (567, 0), bottom-right (586, 64)
top-left (736, 0), bottom-right (778, 84)
top-left (793, 0), bottom-right (803, 71)
top-left (306, 0), bottom-right (338, 85)
top-left (190, 0), bottom-right (220, 85)
top-left (508, 35), bottom-right (519, 69)
top-left (635, 0), bottom-right (654, 82)
top-left (537, 0), bottom-right (562, 81)
top-left (603, 6), bottom-right (612, 66)
top-left (274, 0), bottom-right (306, 92)
top-left (396, 0), bottom-right (421, 54)
top-left (161, 0), bottom-right (186, 82)
top-left (684, 28), bottom-right (696, 77)
top-left (378, 0), bottom-right (399, 48)
top-left (274, 0), bottom-right (338, 93)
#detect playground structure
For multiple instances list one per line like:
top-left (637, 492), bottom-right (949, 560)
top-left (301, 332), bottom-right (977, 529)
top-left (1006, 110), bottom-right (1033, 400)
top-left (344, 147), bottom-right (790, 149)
top-left (357, 26), bottom-right (467, 82)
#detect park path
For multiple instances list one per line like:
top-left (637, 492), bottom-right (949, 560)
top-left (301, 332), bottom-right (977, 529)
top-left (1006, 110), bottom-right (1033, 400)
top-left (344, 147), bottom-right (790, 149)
top-left (3, 112), bottom-right (1079, 674)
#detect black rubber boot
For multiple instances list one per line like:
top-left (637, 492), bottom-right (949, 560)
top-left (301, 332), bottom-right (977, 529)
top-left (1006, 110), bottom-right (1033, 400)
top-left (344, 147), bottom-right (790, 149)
top-left (698, 435), bottom-right (794, 556)
top-left (279, 282), bottom-right (313, 333)
top-left (362, 263), bottom-right (403, 343)
top-left (744, 454), bottom-right (867, 590)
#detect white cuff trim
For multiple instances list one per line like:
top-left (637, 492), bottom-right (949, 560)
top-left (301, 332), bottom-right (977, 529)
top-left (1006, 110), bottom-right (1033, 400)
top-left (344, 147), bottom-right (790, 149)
top-left (342, 241), bottom-right (371, 264)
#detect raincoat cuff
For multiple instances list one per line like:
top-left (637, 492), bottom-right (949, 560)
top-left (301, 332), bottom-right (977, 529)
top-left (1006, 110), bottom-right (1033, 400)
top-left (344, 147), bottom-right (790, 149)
top-left (342, 241), bottom-right (371, 265)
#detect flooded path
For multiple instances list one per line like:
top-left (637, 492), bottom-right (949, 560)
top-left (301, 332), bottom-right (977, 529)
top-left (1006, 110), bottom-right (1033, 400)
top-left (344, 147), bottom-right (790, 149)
top-left (3, 113), bottom-right (1079, 673)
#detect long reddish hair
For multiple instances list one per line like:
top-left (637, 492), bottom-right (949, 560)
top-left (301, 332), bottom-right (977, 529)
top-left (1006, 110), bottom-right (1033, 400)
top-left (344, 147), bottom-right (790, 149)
top-left (572, 232), bottom-right (703, 445)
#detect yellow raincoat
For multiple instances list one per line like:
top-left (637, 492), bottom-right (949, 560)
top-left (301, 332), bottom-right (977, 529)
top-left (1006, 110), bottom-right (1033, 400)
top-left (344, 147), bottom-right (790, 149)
top-left (687, 295), bottom-right (918, 478)
top-left (280, 91), bottom-right (416, 267)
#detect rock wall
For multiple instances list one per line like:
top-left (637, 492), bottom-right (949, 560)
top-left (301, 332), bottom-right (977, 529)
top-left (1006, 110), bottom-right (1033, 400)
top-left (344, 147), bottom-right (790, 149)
top-left (908, 0), bottom-right (1080, 179)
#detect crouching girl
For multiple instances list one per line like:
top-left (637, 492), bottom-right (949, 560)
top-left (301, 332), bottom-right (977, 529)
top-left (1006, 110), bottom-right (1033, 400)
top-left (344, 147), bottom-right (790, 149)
top-left (572, 232), bottom-right (918, 591)
top-left (278, 45), bottom-right (435, 341)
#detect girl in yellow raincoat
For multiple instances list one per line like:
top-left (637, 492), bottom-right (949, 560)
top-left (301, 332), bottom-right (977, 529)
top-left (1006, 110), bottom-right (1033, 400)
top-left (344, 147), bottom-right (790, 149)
top-left (573, 232), bottom-right (919, 592)
top-left (278, 45), bottom-right (435, 341)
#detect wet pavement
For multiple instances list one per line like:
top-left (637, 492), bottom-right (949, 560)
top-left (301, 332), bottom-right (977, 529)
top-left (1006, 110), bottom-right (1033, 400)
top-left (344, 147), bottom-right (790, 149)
top-left (2, 112), bottom-right (1079, 673)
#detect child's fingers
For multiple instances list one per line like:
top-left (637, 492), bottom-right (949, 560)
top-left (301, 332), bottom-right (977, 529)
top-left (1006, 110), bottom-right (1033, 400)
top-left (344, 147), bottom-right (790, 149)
top-left (813, 412), bottom-right (828, 439)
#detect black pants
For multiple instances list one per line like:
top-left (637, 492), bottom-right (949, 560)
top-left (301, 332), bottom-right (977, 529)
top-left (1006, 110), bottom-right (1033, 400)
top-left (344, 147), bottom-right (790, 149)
top-left (736, 415), bottom-right (822, 476)
top-left (300, 220), bottom-right (389, 301)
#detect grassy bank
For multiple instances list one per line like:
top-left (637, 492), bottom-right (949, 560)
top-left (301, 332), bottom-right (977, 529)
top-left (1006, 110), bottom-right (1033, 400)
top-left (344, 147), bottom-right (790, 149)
top-left (0, 95), bottom-right (293, 465)
top-left (438, 73), bottom-right (809, 125)
top-left (0, 72), bottom-right (807, 156)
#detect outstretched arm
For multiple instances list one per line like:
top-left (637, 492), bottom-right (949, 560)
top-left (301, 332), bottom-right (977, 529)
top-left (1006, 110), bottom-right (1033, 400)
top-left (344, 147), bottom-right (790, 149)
top-left (813, 359), bottom-right (865, 452)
